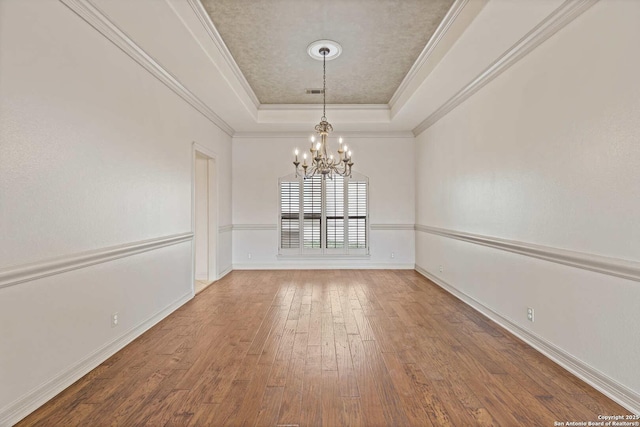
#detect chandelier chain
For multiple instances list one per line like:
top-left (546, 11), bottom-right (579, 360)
top-left (322, 50), bottom-right (326, 120)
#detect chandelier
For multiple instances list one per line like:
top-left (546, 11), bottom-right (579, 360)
top-left (294, 41), bottom-right (353, 179)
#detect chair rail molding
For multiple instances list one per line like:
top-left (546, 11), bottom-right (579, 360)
top-left (59, 0), bottom-right (235, 136)
top-left (0, 233), bottom-right (193, 290)
top-left (415, 224), bottom-right (640, 283)
top-left (370, 224), bottom-right (415, 231)
top-left (233, 224), bottom-right (416, 231)
top-left (232, 224), bottom-right (278, 231)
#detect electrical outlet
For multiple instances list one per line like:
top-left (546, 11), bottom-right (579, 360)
top-left (248, 253), bottom-right (252, 259)
top-left (527, 307), bottom-right (534, 322)
top-left (391, 252), bottom-right (395, 259)
top-left (111, 312), bottom-right (119, 328)
top-left (439, 265), bottom-right (443, 273)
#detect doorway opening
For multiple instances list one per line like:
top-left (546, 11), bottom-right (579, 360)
top-left (193, 146), bottom-right (217, 295)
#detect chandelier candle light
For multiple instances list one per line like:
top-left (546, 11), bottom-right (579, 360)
top-left (294, 41), bottom-right (353, 179)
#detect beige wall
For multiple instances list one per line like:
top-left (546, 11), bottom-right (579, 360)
top-left (232, 135), bottom-right (416, 268)
top-left (415, 0), bottom-right (640, 407)
top-left (0, 0), bottom-right (232, 423)
top-left (2, 0), bottom-right (639, 422)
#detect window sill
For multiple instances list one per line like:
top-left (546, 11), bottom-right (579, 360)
top-left (277, 254), bottom-right (371, 260)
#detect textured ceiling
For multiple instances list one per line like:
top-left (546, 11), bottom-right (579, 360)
top-left (201, 0), bottom-right (455, 105)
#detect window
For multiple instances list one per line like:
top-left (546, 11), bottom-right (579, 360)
top-left (279, 173), bottom-right (369, 255)
top-left (280, 181), bottom-right (299, 249)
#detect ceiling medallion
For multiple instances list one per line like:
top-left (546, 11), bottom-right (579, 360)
top-left (294, 41), bottom-right (352, 179)
top-left (307, 39), bottom-right (342, 61)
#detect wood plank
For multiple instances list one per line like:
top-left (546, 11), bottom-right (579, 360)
top-left (347, 334), bottom-right (392, 427)
top-left (277, 332), bottom-right (308, 425)
top-left (254, 386), bottom-right (284, 427)
top-left (321, 370), bottom-right (343, 427)
top-left (402, 363), bottom-right (456, 426)
top-left (267, 318), bottom-right (298, 387)
top-left (300, 345), bottom-right (323, 427)
top-left (341, 397), bottom-right (365, 427)
top-left (321, 310), bottom-right (337, 371)
top-left (223, 367), bottom-right (271, 426)
top-left (361, 339), bottom-right (410, 426)
top-left (351, 309), bottom-right (375, 341)
top-left (196, 380), bottom-right (248, 425)
top-left (257, 307), bottom-right (289, 367)
top-left (333, 321), bottom-right (359, 397)
top-left (380, 351), bottom-right (434, 427)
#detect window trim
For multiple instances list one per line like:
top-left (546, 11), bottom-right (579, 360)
top-left (278, 172), bottom-right (370, 257)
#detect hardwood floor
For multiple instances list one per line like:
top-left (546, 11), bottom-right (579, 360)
top-left (18, 270), bottom-right (629, 426)
top-left (195, 280), bottom-right (212, 295)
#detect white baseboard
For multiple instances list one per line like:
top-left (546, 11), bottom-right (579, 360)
top-left (414, 264), bottom-right (640, 415)
top-left (0, 291), bottom-right (193, 427)
top-left (233, 262), bottom-right (415, 270)
top-left (217, 265), bottom-right (232, 279)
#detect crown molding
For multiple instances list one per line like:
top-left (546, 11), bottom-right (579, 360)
top-left (256, 104), bottom-right (392, 126)
top-left (389, 0), bottom-right (470, 108)
top-left (413, 0), bottom-right (599, 136)
top-left (258, 104), bottom-right (389, 111)
top-left (232, 131), bottom-right (415, 139)
top-left (0, 232), bottom-right (193, 290)
top-left (185, 0), bottom-right (261, 110)
top-left (257, 106), bottom-right (391, 126)
top-left (414, 265), bottom-right (640, 414)
top-left (59, 0), bottom-right (235, 136)
top-left (415, 224), bottom-right (640, 283)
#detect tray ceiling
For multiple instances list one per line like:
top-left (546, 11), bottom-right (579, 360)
top-left (200, 0), bottom-right (455, 105)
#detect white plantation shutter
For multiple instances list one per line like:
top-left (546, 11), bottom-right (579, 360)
top-left (280, 181), bottom-right (300, 248)
top-left (279, 172), bottom-right (368, 254)
top-left (325, 176), bottom-right (344, 249)
top-left (303, 175), bottom-right (322, 249)
top-left (348, 180), bottom-right (367, 249)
